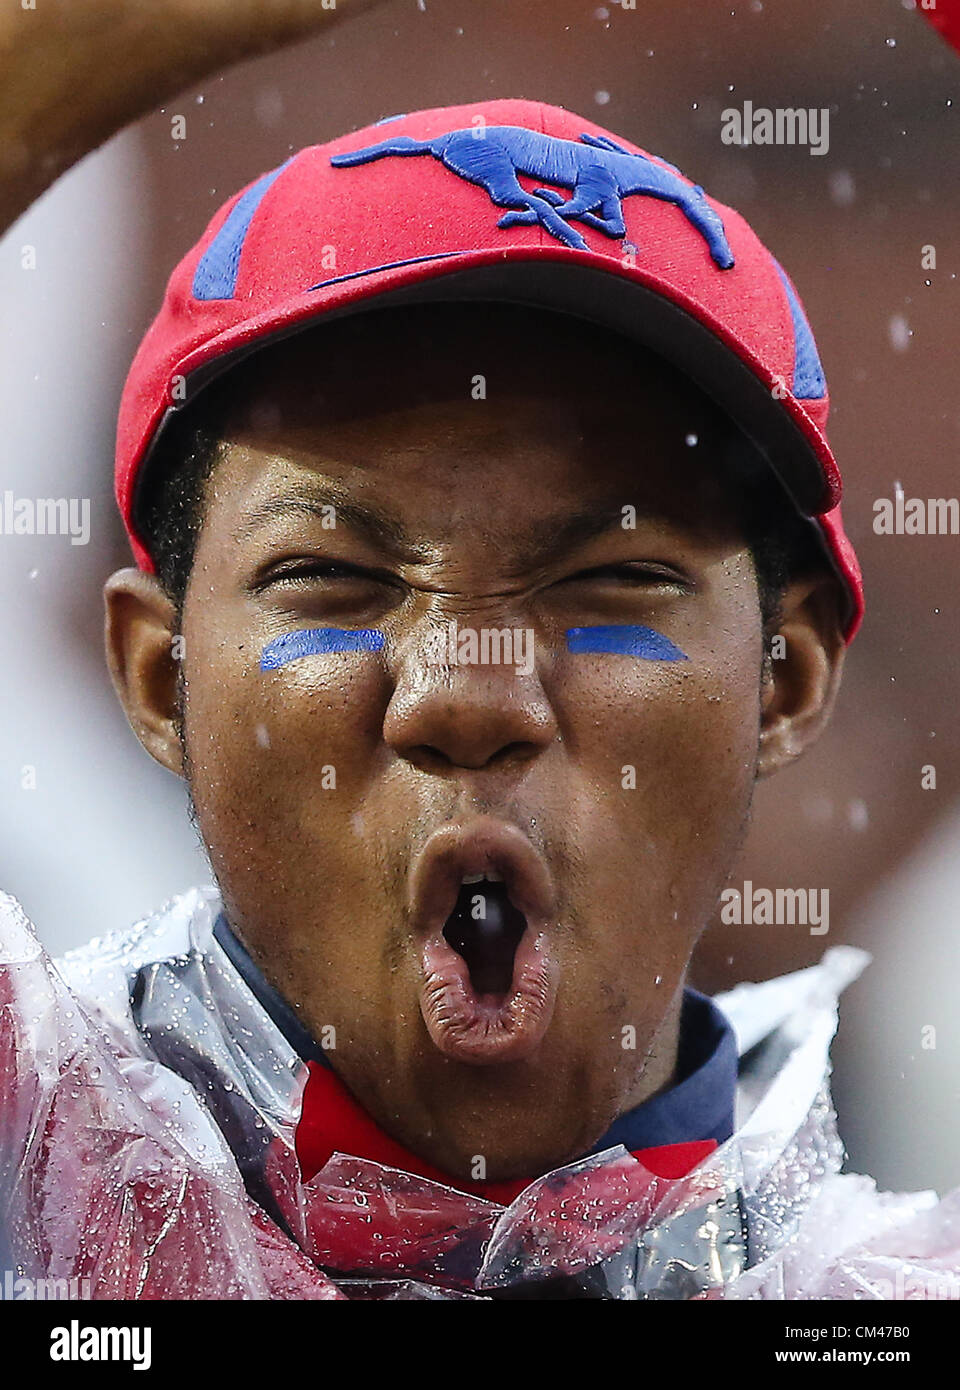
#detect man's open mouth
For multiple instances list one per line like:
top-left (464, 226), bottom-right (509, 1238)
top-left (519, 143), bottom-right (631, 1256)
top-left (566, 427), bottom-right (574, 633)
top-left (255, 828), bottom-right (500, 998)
top-left (409, 818), bottom-right (560, 1065)
top-left (443, 875), bottom-right (526, 996)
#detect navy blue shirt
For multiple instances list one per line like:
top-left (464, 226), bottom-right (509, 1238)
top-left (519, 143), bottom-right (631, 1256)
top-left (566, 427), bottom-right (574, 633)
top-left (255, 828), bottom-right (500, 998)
top-left (213, 915), bottom-right (737, 1153)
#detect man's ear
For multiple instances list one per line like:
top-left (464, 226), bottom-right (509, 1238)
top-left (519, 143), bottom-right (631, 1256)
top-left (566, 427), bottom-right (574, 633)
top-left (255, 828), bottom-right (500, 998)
top-left (758, 573), bottom-right (846, 778)
top-left (104, 568), bottom-right (184, 777)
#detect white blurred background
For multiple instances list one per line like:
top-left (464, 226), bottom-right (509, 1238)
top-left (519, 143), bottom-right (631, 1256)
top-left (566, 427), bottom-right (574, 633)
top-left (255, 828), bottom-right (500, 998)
top-left (0, 131), bottom-right (209, 959)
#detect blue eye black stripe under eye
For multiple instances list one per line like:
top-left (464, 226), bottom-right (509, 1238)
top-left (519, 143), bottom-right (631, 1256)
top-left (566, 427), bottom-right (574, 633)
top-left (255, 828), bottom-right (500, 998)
top-left (260, 628), bottom-right (385, 670)
top-left (566, 625), bottom-right (688, 661)
top-left (261, 624), bottom-right (685, 670)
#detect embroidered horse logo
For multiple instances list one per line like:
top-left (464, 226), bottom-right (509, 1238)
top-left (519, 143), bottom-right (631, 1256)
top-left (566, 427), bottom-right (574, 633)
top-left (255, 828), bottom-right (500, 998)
top-left (331, 126), bottom-right (735, 268)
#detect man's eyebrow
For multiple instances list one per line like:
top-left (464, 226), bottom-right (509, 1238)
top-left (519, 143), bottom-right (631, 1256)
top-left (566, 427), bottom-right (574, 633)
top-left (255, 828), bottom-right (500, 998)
top-left (506, 501), bottom-right (641, 573)
top-left (238, 491), bottom-right (655, 569)
top-left (235, 487), bottom-right (432, 561)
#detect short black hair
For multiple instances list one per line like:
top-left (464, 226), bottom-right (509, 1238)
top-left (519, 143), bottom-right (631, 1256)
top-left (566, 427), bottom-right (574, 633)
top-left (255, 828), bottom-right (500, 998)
top-left (136, 397), bottom-right (224, 620)
top-left (135, 328), bottom-right (824, 648)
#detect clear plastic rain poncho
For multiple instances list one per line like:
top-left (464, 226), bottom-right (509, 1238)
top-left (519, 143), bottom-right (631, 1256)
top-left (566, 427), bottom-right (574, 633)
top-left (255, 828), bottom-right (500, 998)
top-left (2, 886), bottom-right (959, 1300)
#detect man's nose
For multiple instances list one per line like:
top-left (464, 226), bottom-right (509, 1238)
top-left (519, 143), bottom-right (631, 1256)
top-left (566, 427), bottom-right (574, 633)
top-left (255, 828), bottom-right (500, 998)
top-left (382, 623), bottom-right (559, 772)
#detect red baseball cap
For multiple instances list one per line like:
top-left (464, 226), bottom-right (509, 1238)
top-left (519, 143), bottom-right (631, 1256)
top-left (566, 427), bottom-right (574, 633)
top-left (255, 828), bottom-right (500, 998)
top-left (116, 98), bottom-right (863, 640)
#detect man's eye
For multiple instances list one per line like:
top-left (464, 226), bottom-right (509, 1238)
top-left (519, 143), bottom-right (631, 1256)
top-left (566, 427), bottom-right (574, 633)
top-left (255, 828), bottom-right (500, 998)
top-left (257, 560), bottom-right (388, 589)
top-left (564, 563), bottom-right (688, 588)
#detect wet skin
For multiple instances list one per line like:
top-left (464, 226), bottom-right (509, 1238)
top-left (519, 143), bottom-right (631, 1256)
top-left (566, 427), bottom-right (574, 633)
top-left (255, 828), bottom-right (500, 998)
top-left (106, 304), bottom-right (844, 1180)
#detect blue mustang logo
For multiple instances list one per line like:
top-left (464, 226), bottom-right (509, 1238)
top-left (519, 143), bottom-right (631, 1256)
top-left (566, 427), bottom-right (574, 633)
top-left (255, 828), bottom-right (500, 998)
top-left (331, 126), bottom-right (734, 268)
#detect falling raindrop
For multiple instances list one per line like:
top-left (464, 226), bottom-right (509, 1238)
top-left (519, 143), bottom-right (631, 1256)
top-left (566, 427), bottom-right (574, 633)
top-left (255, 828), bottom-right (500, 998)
top-left (828, 170), bottom-right (856, 207)
top-left (255, 88), bottom-right (284, 128)
top-left (888, 315), bottom-right (911, 352)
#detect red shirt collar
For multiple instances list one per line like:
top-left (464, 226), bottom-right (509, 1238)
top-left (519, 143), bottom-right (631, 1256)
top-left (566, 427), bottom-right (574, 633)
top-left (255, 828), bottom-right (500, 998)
top-left (295, 1061), bottom-right (715, 1206)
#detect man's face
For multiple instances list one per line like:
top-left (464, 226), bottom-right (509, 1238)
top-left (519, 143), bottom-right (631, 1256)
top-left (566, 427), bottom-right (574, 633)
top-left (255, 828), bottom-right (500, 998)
top-left (122, 302), bottom-right (815, 1180)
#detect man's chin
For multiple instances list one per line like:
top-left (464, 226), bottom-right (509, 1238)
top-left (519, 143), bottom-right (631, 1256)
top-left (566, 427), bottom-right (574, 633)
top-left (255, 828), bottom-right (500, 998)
top-left (366, 1049), bottom-right (615, 1184)
top-left (398, 1113), bottom-right (603, 1185)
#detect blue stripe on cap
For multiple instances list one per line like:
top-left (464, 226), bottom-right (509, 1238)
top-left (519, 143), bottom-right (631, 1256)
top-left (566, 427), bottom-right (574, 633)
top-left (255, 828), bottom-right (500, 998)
top-left (192, 159), bottom-right (294, 301)
top-left (260, 627), bottom-right (385, 670)
top-left (773, 262), bottom-right (826, 400)
top-left (566, 625), bottom-right (687, 661)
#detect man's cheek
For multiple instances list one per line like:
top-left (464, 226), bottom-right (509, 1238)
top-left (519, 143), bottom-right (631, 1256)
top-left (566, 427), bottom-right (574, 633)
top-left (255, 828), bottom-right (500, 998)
top-left (568, 657), bottom-right (757, 863)
top-left (184, 646), bottom-right (386, 836)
